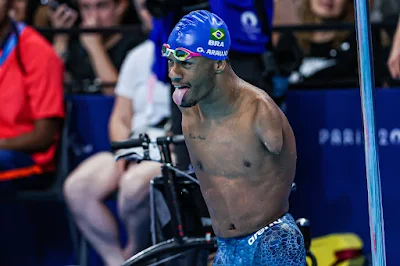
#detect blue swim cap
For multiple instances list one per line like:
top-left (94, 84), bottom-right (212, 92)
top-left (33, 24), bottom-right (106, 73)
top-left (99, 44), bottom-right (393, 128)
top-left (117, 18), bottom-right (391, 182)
top-left (167, 10), bottom-right (231, 61)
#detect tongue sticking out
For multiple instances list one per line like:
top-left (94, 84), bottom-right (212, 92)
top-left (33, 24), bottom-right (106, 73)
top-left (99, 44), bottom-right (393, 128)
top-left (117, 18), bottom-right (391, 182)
top-left (173, 88), bottom-right (190, 105)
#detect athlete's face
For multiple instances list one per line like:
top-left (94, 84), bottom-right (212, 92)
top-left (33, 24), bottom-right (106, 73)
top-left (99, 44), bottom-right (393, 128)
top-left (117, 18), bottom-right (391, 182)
top-left (168, 55), bottom-right (217, 108)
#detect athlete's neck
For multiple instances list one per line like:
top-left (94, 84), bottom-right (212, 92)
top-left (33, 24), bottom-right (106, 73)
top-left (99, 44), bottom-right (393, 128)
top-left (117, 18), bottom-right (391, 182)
top-left (198, 70), bottom-right (241, 119)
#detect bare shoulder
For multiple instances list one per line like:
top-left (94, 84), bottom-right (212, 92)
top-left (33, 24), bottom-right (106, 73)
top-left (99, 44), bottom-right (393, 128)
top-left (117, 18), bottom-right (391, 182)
top-left (240, 83), bottom-right (282, 121)
top-left (245, 87), bottom-right (286, 154)
top-left (254, 96), bottom-right (283, 122)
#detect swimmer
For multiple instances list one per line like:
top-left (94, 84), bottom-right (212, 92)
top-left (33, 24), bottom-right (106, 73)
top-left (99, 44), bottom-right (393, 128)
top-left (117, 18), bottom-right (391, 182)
top-left (163, 10), bottom-right (306, 265)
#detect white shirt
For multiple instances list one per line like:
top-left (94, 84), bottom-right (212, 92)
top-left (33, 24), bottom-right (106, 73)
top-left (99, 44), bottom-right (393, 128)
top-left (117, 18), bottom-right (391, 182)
top-left (115, 40), bottom-right (171, 139)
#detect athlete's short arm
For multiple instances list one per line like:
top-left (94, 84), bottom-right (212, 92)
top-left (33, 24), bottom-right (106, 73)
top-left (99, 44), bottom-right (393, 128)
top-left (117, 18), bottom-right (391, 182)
top-left (254, 101), bottom-right (283, 155)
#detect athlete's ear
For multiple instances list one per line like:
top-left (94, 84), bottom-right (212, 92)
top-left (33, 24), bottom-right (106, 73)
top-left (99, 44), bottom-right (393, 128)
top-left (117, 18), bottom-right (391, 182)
top-left (215, 60), bottom-right (226, 74)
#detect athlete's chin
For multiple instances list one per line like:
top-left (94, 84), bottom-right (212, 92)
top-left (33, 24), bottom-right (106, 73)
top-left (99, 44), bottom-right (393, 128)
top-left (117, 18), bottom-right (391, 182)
top-left (180, 99), bottom-right (198, 108)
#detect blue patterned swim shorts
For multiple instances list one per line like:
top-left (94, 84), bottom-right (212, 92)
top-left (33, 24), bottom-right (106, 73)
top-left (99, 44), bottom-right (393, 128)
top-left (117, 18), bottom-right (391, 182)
top-left (213, 213), bottom-right (306, 265)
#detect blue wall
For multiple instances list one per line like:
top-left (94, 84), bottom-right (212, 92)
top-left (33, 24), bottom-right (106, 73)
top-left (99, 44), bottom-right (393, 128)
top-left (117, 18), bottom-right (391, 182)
top-left (286, 89), bottom-right (400, 265)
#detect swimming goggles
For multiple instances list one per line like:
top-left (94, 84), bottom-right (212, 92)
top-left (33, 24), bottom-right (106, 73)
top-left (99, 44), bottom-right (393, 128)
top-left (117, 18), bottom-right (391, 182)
top-left (162, 43), bottom-right (202, 61)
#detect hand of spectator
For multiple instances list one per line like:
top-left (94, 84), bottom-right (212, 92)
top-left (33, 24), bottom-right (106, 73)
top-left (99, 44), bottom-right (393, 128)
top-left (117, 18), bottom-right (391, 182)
top-left (388, 19), bottom-right (400, 80)
top-left (50, 4), bottom-right (78, 29)
top-left (138, 8), bottom-right (153, 33)
top-left (134, 0), bottom-right (153, 33)
top-left (79, 14), bottom-right (103, 53)
top-left (388, 45), bottom-right (400, 80)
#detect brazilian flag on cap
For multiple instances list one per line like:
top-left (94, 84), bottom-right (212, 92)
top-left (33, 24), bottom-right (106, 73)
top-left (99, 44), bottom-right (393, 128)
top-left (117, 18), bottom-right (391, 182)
top-left (210, 28), bottom-right (226, 41)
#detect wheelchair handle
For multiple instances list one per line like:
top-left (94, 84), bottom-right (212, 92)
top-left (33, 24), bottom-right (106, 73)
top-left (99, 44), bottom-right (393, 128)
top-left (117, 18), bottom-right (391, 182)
top-left (110, 134), bottom-right (185, 150)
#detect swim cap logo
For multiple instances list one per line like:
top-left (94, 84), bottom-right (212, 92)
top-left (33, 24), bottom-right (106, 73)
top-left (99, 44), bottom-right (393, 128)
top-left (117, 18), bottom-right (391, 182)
top-left (210, 29), bottom-right (225, 41)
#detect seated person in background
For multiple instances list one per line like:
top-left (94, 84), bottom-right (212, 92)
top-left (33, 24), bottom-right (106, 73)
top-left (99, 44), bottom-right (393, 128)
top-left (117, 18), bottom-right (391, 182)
top-left (0, 0), bottom-right (64, 186)
top-left (275, 0), bottom-right (380, 89)
top-left (63, 34), bottom-right (171, 266)
top-left (49, 0), bottom-right (146, 94)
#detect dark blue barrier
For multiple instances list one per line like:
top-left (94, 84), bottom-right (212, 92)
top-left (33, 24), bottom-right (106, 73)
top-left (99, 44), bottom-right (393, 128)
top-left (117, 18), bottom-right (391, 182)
top-left (286, 88), bottom-right (400, 265)
top-left (67, 95), bottom-right (115, 166)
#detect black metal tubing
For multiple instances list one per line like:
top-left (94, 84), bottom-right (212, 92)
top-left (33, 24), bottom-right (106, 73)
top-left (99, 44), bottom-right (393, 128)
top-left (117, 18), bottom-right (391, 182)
top-left (307, 250), bottom-right (318, 266)
top-left (161, 164), bottom-right (184, 242)
top-left (122, 237), bottom-right (217, 266)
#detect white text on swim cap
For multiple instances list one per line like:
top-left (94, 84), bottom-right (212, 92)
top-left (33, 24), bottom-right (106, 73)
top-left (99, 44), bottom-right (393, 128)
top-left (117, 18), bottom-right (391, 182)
top-left (206, 49), bottom-right (228, 57)
top-left (208, 40), bottom-right (224, 47)
top-left (247, 219), bottom-right (283, 246)
top-left (197, 47), bottom-right (205, 53)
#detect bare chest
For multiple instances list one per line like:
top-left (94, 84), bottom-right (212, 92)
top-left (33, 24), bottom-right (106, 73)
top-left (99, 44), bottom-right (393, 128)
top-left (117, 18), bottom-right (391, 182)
top-left (183, 118), bottom-right (266, 177)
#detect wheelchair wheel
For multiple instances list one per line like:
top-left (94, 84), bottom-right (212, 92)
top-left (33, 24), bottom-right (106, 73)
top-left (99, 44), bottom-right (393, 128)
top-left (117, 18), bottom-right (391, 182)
top-left (123, 237), bottom-right (217, 266)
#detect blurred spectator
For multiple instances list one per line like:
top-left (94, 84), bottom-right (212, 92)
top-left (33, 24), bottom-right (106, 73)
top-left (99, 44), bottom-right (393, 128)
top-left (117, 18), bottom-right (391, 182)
top-left (0, 0), bottom-right (64, 186)
top-left (209, 0), bottom-right (275, 93)
top-left (9, 0), bottom-right (50, 27)
top-left (273, 0), bottom-right (302, 45)
top-left (387, 16), bottom-right (400, 80)
top-left (63, 30), bottom-right (171, 265)
top-left (49, 0), bottom-right (146, 94)
top-left (371, 0), bottom-right (399, 25)
top-left (275, 0), bottom-right (387, 89)
top-left (275, 0), bottom-right (361, 88)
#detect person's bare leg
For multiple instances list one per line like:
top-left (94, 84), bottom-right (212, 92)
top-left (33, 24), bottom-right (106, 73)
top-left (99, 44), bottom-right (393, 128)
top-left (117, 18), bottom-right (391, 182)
top-left (63, 152), bottom-right (125, 266)
top-left (118, 161), bottom-right (162, 259)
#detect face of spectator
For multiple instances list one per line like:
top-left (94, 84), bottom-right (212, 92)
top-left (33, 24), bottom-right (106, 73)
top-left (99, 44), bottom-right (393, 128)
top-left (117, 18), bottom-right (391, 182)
top-left (310, 0), bottom-right (348, 21)
top-left (78, 0), bottom-right (124, 27)
top-left (10, 0), bottom-right (27, 22)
